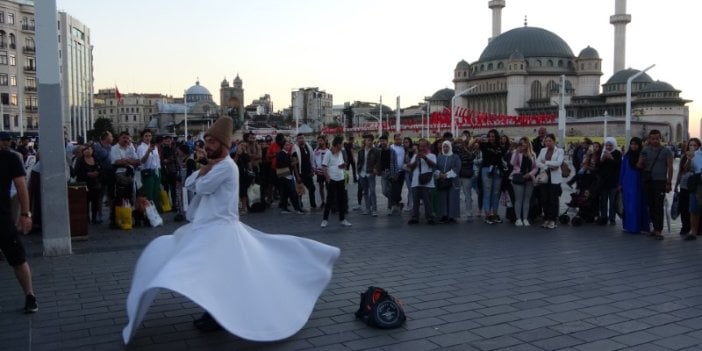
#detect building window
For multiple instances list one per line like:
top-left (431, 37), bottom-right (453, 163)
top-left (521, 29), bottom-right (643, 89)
top-left (10, 94), bottom-right (17, 106)
top-left (124, 116), bottom-right (128, 122)
top-left (0, 74), bottom-right (6, 86)
top-left (9, 33), bottom-right (15, 49)
top-left (8, 13), bottom-right (14, 25)
top-left (0, 12), bottom-right (4, 23)
top-left (25, 77), bottom-right (35, 88)
top-left (10, 75), bottom-right (15, 86)
top-left (9, 55), bottom-right (15, 66)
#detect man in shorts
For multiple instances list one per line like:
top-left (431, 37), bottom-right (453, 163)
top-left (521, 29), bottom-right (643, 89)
top-left (0, 131), bottom-right (38, 313)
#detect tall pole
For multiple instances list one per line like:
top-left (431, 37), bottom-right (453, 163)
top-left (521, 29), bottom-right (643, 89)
top-left (379, 95), bottom-right (383, 137)
top-left (452, 86), bottom-right (477, 137)
top-left (425, 101), bottom-right (430, 138)
top-left (603, 110), bottom-right (608, 139)
top-left (395, 96), bottom-right (401, 133)
top-left (36, 0), bottom-right (72, 255)
top-left (19, 96), bottom-right (24, 137)
top-left (558, 75), bottom-right (566, 145)
top-left (183, 91), bottom-right (188, 138)
top-left (626, 64), bottom-right (655, 143)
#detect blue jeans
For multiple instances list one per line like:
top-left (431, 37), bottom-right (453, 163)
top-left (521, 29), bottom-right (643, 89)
top-left (359, 175), bottom-right (377, 212)
top-left (481, 167), bottom-right (502, 214)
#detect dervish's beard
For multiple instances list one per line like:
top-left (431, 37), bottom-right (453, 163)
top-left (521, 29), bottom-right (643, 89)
top-left (206, 147), bottom-right (225, 159)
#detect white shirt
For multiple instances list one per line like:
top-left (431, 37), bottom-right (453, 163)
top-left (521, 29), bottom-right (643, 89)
top-left (184, 157), bottom-right (239, 227)
top-left (410, 153), bottom-right (437, 188)
top-left (110, 143), bottom-right (138, 173)
top-left (391, 144), bottom-right (405, 170)
top-left (137, 143), bottom-right (161, 171)
top-left (322, 150), bottom-right (345, 181)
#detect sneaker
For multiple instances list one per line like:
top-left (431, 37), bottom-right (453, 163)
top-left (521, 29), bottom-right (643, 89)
top-left (295, 209), bottom-right (306, 214)
top-left (360, 210), bottom-right (369, 215)
top-left (340, 219), bottom-right (352, 227)
top-left (371, 211), bottom-right (378, 217)
top-left (493, 215), bottom-right (503, 223)
top-left (484, 217), bottom-right (495, 224)
top-left (547, 221), bottom-right (556, 229)
top-left (408, 219), bottom-right (419, 225)
top-left (522, 219), bottom-right (530, 227)
top-left (320, 220), bottom-right (328, 228)
top-left (280, 209), bottom-right (292, 214)
top-left (352, 204), bottom-right (362, 211)
top-left (515, 219), bottom-right (523, 226)
top-left (24, 294), bottom-right (38, 313)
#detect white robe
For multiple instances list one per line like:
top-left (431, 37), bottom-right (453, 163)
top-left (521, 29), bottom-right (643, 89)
top-left (122, 157), bottom-right (340, 343)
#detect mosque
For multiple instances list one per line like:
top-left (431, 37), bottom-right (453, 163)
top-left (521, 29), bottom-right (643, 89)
top-left (450, 0), bottom-right (690, 144)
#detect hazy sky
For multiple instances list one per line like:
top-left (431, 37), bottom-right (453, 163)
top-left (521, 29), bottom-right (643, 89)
top-left (56, 0), bottom-right (701, 136)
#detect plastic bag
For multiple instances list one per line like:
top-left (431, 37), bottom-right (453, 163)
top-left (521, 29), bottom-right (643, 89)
top-left (160, 190), bottom-right (172, 212)
top-left (247, 183), bottom-right (261, 204)
top-left (145, 201), bottom-right (163, 227)
top-left (116, 200), bottom-right (133, 230)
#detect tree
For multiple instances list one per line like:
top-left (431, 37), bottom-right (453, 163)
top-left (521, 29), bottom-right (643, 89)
top-left (87, 117), bottom-right (115, 142)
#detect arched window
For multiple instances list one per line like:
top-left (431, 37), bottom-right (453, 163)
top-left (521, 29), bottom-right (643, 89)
top-left (558, 60), bottom-right (564, 67)
top-left (9, 33), bottom-right (15, 48)
top-left (480, 64), bottom-right (485, 72)
top-left (531, 81), bottom-right (542, 99)
top-left (488, 63), bottom-right (493, 70)
top-left (536, 60), bottom-right (542, 67)
top-left (546, 80), bottom-right (558, 94)
top-left (547, 60), bottom-right (553, 67)
top-left (497, 62), bottom-right (504, 69)
top-left (0, 31), bottom-right (5, 48)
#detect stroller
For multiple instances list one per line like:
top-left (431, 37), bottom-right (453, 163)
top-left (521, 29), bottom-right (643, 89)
top-left (559, 185), bottom-right (600, 226)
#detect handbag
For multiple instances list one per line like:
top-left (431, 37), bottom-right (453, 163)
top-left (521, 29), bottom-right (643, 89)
top-left (276, 167), bottom-right (291, 178)
top-left (687, 173), bottom-right (700, 192)
top-left (560, 163), bottom-right (571, 178)
top-left (145, 201), bottom-right (163, 227)
top-left (512, 173), bottom-right (527, 185)
top-left (534, 171), bottom-right (549, 185)
top-left (670, 191), bottom-right (680, 220)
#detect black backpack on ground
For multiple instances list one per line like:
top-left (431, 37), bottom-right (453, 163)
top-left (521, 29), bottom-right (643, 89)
top-left (354, 286), bottom-right (406, 329)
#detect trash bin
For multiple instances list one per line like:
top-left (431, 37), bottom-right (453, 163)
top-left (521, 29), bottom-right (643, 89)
top-left (68, 183), bottom-right (89, 240)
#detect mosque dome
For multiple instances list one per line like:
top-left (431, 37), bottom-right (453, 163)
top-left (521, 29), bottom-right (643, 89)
top-left (639, 80), bottom-right (677, 93)
top-left (478, 27), bottom-right (574, 62)
top-left (430, 88), bottom-right (455, 101)
top-left (185, 81), bottom-right (212, 96)
top-left (604, 68), bottom-right (654, 85)
top-left (455, 60), bottom-right (470, 70)
top-left (578, 46), bottom-right (600, 59)
top-left (509, 50), bottom-right (524, 60)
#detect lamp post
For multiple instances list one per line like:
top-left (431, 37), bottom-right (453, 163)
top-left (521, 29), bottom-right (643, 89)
top-left (378, 95), bottom-right (383, 137)
top-left (626, 64), bottom-right (655, 143)
top-left (451, 85), bottom-right (477, 136)
top-left (183, 91), bottom-right (188, 139)
top-left (558, 75), bottom-right (566, 145)
top-left (603, 110), bottom-right (608, 139)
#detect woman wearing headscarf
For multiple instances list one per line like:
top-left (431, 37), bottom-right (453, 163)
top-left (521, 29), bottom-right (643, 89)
top-left (597, 137), bottom-right (622, 225)
top-left (619, 137), bottom-right (650, 233)
top-left (436, 140), bottom-right (461, 223)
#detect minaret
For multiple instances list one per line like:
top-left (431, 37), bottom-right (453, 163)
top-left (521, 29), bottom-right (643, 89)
top-left (488, 0), bottom-right (506, 42)
top-left (610, 0), bottom-right (631, 73)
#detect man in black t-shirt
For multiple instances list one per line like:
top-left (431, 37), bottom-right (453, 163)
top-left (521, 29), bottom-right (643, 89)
top-left (0, 134), bottom-right (38, 313)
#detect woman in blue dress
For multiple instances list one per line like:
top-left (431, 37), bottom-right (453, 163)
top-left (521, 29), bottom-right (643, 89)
top-left (619, 137), bottom-right (650, 233)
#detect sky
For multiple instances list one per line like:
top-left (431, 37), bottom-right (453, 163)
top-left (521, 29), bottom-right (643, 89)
top-left (55, 0), bottom-right (701, 136)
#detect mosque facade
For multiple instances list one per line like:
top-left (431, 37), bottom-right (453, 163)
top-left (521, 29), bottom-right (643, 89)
top-left (452, 0), bottom-right (690, 143)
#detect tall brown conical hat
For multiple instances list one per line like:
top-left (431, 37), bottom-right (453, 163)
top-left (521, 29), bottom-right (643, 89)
top-left (204, 116), bottom-right (233, 147)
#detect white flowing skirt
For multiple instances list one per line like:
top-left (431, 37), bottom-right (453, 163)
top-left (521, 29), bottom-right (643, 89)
top-left (122, 221), bottom-right (340, 343)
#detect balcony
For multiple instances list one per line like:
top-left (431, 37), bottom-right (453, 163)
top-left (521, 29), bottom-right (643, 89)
top-left (23, 66), bottom-right (36, 73)
top-left (25, 106), bottom-right (38, 113)
top-left (24, 86), bottom-right (37, 93)
top-left (21, 24), bottom-right (35, 32)
top-left (23, 46), bottom-right (35, 54)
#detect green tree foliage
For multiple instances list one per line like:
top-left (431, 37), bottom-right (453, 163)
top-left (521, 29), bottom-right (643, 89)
top-left (87, 117), bottom-right (115, 142)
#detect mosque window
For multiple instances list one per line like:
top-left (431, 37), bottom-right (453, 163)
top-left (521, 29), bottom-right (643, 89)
top-left (558, 60), bottom-right (564, 67)
top-left (547, 60), bottom-right (553, 67)
top-left (480, 64), bottom-right (485, 72)
top-left (531, 81), bottom-right (542, 99)
top-left (497, 62), bottom-right (504, 69)
top-left (488, 63), bottom-right (493, 70)
top-left (536, 60), bottom-right (542, 67)
top-left (463, 72), bottom-right (467, 77)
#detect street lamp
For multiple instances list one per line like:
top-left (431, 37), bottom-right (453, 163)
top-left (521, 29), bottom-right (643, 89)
top-left (626, 64), bottom-right (655, 143)
top-left (451, 85), bottom-right (477, 136)
top-left (183, 90), bottom-right (189, 139)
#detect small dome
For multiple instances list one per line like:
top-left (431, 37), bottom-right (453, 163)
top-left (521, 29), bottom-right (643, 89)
top-left (478, 27), bottom-right (574, 61)
top-left (509, 50), bottom-right (524, 60)
top-left (604, 68), bottom-right (654, 85)
top-left (639, 80), bottom-right (678, 93)
top-left (221, 77), bottom-right (229, 87)
top-left (185, 81), bottom-right (212, 96)
top-left (430, 88), bottom-right (455, 101)
top-left (455, 60), bottom-right (470, 70)
top-left (578, 46), bottom-right (599, 59)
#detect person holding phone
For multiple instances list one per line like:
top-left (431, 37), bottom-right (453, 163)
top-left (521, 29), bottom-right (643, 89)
top-left (321, 136), bottom-right (351, 228)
